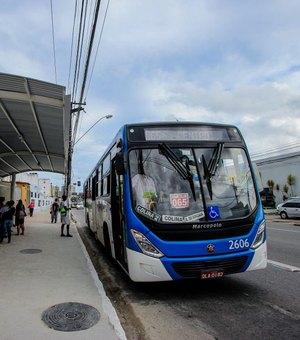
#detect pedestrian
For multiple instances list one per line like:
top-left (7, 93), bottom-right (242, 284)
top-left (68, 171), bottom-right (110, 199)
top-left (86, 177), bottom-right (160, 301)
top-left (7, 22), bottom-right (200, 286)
top-left (0, 196), bottom-right (5, 210)
top-left (0, 198), bottom-right (7, 242)
top-left (28, 200), bottom-right (35, 217)
top-left (60, 195), bottom-right (72, 237)
top-left (1, 201), bottom-right (15, 243)
top-left (16, 199), bottom-right (26, 235)
top-left (50, 198), bottom-right (60, 223)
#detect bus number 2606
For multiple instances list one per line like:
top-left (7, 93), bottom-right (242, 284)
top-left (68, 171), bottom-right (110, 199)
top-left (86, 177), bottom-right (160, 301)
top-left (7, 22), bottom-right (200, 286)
top-left (228, 239), bottom-right (249, 250)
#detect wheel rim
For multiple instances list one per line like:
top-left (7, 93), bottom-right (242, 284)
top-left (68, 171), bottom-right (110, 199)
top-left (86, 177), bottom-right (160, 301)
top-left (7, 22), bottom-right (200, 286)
top-left (280, 212), bottom-right (287, 219)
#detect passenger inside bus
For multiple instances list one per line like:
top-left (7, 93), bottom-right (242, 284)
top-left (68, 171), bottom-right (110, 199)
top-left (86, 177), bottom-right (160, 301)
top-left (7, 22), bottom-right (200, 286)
top-left (131, 150), bottom-right (158, 211)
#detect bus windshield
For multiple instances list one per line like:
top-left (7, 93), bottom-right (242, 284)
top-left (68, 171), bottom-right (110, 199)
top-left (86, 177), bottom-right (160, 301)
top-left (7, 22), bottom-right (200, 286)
top-left (129, 146), bottom-right (257, 223)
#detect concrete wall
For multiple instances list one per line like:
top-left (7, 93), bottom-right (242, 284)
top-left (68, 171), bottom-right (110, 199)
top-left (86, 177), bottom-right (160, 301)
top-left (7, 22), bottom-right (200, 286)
top-left (255, 152), bottom-right (300, 206)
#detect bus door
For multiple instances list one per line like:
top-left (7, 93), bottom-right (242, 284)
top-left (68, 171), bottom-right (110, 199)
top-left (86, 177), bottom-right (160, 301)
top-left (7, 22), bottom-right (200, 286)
top-left (111, 158), bottom-right (127, 268)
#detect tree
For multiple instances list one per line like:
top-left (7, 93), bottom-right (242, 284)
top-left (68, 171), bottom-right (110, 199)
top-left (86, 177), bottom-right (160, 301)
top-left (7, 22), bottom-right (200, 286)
top-left (275, 183), bottom-right (280, 191)
top-left (267, 179), bottom-right (274, 190)
top-left (281, 184), bottom-right (289, 201)
top-left (287, 174), bottom-right (296, 196)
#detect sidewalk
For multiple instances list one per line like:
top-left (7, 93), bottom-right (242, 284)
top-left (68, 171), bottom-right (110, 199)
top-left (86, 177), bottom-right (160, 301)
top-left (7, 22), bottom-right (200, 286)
top-left (0, 211), bottom-right (126, 340)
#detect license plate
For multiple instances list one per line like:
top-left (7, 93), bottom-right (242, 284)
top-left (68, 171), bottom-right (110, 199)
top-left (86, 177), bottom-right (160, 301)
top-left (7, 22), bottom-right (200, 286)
top-left (201, 269), bottom-right (224, 279)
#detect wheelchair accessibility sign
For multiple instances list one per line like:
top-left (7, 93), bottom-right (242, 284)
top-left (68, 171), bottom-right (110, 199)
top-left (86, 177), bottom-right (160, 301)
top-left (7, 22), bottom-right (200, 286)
top-left (207, 206), bottom-right (221, 220)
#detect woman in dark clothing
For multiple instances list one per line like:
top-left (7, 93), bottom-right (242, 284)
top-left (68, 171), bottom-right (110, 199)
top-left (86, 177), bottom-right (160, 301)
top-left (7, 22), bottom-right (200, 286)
top-left (16, 200), bottom-right (26, 235)
top-left (1, 200), bottom-right (15, 243)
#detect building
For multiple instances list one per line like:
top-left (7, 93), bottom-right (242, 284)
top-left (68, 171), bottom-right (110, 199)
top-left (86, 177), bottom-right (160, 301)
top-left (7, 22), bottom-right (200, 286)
top-left (0, 172), bottom-right (58, 209)
top-left (255, 151), bottom-right (300, 206)
top-left (0, 179), bottom-right (30, 205)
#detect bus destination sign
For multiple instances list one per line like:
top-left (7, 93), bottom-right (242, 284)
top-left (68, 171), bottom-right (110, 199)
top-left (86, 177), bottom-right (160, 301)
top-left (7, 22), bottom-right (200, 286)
top-left (144, 127), bottom-right (232, 141)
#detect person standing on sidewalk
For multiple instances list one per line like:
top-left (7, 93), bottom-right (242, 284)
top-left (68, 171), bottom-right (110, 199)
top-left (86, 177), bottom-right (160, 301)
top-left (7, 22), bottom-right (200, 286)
top-left (0, 197), bottom-right (6, 240)
top-left (51, 198), bottom-right (60, 223)
top-left (28, 201), bottom-right (35, 217)
top-left (60, 195), bottom-right (72, 237)
top-left (16, 199), bottom-right (26, 235)
top-left (1, 200), bottom-right (15, 243)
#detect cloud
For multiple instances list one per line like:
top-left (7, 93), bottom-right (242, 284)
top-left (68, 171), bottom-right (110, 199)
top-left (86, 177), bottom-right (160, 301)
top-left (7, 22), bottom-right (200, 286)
top-left (131, 71), bottom-right (300, 153)
top-left (1, 0), bottom-right (300, 186)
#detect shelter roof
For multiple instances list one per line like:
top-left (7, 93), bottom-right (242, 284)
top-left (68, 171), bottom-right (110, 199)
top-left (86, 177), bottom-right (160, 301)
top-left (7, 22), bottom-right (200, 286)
top-left (0, 73), bottom-right (70, 178)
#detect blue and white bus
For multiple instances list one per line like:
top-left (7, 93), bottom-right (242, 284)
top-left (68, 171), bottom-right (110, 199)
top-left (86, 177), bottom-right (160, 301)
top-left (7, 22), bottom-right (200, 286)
top-left (84, 122), bottom-right (267, 282)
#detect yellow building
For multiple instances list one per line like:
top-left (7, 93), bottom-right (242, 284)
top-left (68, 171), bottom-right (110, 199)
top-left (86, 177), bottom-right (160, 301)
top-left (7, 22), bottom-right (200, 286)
top-left (0, 180), bottom-right (30, 205)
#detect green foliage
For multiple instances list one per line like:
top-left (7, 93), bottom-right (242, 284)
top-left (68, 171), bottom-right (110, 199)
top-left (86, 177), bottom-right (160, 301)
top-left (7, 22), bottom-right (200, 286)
top-left (275, 183), bottom-right (280, 191)
top-left (267, 179), bottom-right (274, 189)
top-left (283, 184), bottom-right (289, 194)
top-left (287, 174), bottom-right (295, 196)
top-left (287, 174), bottom-right (295, 186)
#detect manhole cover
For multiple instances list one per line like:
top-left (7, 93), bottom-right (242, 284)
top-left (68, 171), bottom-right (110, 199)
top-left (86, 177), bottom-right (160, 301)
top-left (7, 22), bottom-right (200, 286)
top-left (42, 302), bottom-right (100, 332)
top-left (19, 249), bottom-right (42, 254)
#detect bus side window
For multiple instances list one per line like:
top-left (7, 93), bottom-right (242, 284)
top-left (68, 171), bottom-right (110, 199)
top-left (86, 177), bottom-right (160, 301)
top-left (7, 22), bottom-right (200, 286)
top-left (98, 165), bottom-right (102, 197)
top-left (92, 174), bottom-right (97, 200)
top-left (102, 175), bottom-right (111, 196)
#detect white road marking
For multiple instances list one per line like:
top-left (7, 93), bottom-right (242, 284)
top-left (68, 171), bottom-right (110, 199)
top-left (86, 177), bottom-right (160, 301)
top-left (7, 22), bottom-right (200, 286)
top-left (268, 227), bottom-right (300, 233)
top-left (263, 301), bottom-right (300, 321)
top-left (268, 259), bottom-right (300, 272)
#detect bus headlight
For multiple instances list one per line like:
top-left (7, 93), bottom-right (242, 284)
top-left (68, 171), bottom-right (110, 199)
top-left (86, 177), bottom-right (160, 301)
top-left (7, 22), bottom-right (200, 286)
top-left (131, 229), bottom-right (164, 258)
top-left (251, 220), bottom-right (266, 249)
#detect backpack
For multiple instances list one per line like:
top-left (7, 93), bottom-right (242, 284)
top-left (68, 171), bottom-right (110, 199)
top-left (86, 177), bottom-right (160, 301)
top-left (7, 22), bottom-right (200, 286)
top-left (19, 209), bottom-right (25, 218)
top-left (60, 203), bottom-right (66, 215)
top-left (52, 202), bottom-right (59, 212)
top-left (2, 207), bottom-right (14, 221)
top-left (1, 208), bottom-right (10, 221)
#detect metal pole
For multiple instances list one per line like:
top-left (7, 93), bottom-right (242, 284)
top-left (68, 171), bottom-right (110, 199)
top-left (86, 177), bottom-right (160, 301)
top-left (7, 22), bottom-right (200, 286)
top-left (10, 174), bottom-right (16, 201)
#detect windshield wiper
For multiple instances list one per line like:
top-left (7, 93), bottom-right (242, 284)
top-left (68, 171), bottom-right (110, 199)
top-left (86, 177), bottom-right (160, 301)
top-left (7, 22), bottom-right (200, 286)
top-left (202, 143), bottom-right (224, 200)
top-left (202, 154), bottom-right (213, 200)
top-left (207, 143), bottom-right (224, 177)
top-left (208, 143), bottom-right (224, 177)
top-left (158, 143), bottom-right (196, 201)
top-left (183, 156), bottom-right (197, 202)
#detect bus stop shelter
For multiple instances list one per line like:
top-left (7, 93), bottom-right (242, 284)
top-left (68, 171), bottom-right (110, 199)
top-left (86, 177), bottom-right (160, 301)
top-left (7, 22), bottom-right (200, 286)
top-left (0, 72), bottom-right (71, 198)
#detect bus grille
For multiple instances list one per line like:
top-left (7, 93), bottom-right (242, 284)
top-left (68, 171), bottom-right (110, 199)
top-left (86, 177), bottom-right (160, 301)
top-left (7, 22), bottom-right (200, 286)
top-left (172, 256), bottom-right (248, 278)
top-left (153, 225), bottom-right (252, 241)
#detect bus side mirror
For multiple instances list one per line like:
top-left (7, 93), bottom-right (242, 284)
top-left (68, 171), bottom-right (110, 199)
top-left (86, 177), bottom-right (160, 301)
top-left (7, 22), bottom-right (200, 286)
top-left (115, 152), bottom-right (125, 175)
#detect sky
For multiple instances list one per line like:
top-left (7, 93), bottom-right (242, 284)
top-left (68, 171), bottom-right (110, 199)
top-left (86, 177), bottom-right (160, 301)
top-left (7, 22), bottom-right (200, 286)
top-left (1, 0), bottom-right (300, 190)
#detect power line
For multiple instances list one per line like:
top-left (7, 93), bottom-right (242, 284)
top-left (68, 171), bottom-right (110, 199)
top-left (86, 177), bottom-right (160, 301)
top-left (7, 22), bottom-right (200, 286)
top-left (78, 0), bottom-right (102, 104)
top-left (50, 0), bottom-right (57, 83)
top-left (67, 0), bottom-right (78, 93)
top-left (71, 0), bottom-right (88, 103)
top-left (86, 0), bottom-right (111, 98)
top-left (251, 141), bottom-right (300, 158)
top-left (66, 0), bottom-right (105, 194)
top-left (72, 0), bottom-right (102, 146)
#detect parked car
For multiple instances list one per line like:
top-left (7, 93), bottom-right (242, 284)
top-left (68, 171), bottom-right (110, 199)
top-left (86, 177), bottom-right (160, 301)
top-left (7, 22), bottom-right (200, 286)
top-left (286, 196), bottom-right (300, 201)
top-left (277, 201), bottom-right (300, 219)
top-left (76, 202), bottom-right (84, 209)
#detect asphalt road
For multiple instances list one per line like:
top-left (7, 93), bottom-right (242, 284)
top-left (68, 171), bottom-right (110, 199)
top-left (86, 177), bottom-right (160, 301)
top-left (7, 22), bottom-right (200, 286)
top-left (73, 210), bottom-right (300, 340)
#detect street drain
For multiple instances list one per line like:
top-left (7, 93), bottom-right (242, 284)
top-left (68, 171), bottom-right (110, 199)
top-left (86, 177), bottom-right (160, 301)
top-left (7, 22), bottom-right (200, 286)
top-left (42, 302), bottom-right (100, 332)
top-left (20, 249), bottom-right (42, 254)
